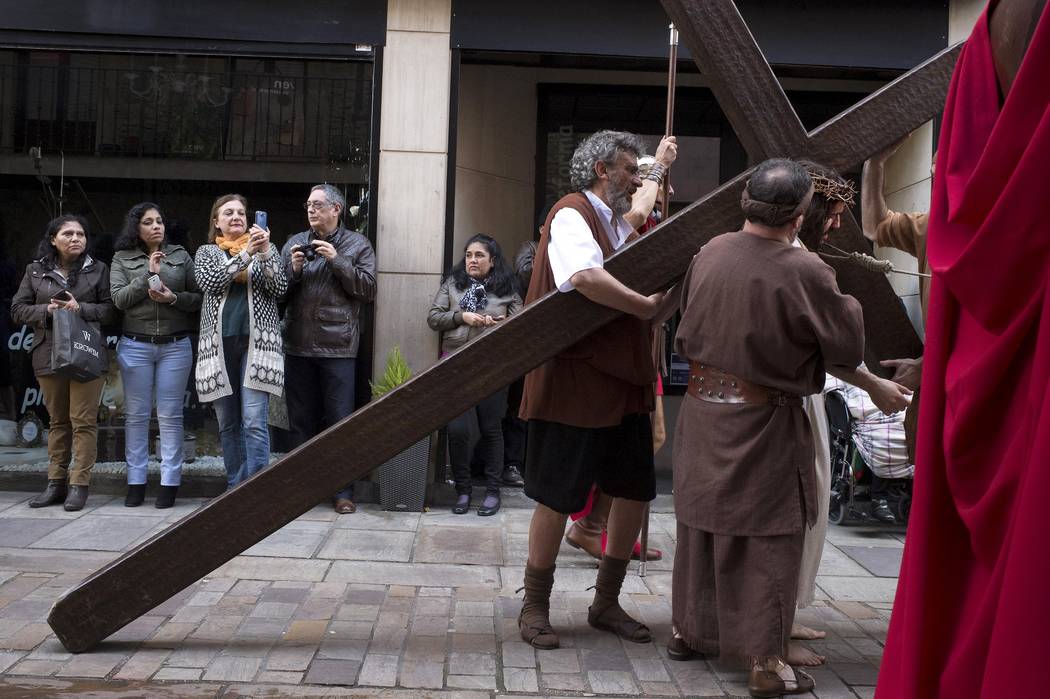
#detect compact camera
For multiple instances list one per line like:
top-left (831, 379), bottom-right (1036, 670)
top-left (294, 242), bottom-right (318, 262)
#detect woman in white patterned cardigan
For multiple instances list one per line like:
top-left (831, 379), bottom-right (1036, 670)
top-left (195, 194), bottom-right (288, 489)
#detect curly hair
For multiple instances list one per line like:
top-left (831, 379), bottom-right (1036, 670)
top-left (797, 160), bottom-right (850, 251)
top-left (34, 214), bottom-right (90, 287)
top-left (114, 202), bottom-right (164, 252)
top-left (449, 234), bottom-right (516, 298)
top-left (569, 130), bottom-right (646, 192)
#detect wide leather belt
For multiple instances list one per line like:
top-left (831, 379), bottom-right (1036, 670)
top-left (687, 362), bottom-right (803, 407)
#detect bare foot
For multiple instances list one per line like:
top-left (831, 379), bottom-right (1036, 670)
top-left (790, 622), bottom-right (827, 640)
top-left (788, 640), bottom-right (826, 666)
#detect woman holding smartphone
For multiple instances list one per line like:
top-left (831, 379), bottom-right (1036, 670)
top-left (110, 202), bottom-right (202, 508)
top-left (194, 194), bottom-right (287, 489)
top-left (11, 215), bottom-right (114, 511)
top-left (428, 234), bottom-right (522, 516)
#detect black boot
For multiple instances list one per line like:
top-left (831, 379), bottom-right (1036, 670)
top-left (29, 479), bottom-right (67, 508)
top-left (155, 485), bottom-right (178, 509)
top-left (125, 484), bottom-right (146, 507)
top-left (63, 485), bottom-right (89, 512)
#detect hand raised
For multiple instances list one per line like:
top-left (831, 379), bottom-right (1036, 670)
top-left (655, 136), bottom-right (678, 168)
top-left (148, 250), bottom-right (166, 274)
top-left (247, 225), bottom-right (270, 254)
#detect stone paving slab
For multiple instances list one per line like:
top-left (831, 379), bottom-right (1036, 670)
top-left (415, 525), bottom-right (503, 566)
top-left (243, 521), bottom-right (331, 559)
top-left (0, 517), bottom-right (67, 547)
top-left (0, 493), bottom-right (900, 697)
top-left (838, 545), bottom-right (905, 578)
top-left (30, 514), bottom-right (165, 551)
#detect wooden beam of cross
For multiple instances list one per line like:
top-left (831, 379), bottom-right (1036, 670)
top-left (47, 1), bottom-right (959, 652)
top-left (661, 0), bottom-right (954, 368)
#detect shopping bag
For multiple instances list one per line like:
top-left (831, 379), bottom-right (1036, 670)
top-left (50, 309), bottom-right (105, 382)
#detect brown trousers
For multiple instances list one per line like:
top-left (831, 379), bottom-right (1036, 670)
top-left (672, 521), bottom-right (804, 666)
top-left (37, 374), bottom-right (104, 487)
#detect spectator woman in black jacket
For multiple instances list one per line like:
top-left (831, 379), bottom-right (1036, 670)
top-left (428, 234), bottom-right (522, 516)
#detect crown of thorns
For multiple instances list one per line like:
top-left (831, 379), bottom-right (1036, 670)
top-left (811, 173), bottom-right (857, 205)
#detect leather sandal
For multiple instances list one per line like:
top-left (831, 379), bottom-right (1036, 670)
top-left (587, 555), bottom-right (652, 643)
top-left (518, 563), bottom-right (559, 649)
top-left (748, 661), bottom-right (815, 697)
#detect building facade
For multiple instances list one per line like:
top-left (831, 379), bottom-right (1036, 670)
top-left (1, 0), bottom-right (984, 476)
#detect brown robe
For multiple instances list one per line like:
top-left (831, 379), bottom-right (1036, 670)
top-left (671, 230), bottom-right (864, 662)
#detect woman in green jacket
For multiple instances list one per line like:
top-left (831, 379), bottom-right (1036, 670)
top-left (110, 202), bottom-right (202, 508)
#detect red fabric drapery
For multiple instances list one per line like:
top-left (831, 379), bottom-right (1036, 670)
top-left (877, 5), bottom-right (1050, 698)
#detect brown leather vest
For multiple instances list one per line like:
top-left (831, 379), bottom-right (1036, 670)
top-left (519, 192), bottom-right (655, 428)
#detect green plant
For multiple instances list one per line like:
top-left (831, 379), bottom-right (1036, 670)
top-left (370, 345), bottom-right (413, 398)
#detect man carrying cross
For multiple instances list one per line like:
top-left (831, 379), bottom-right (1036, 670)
top-left (517, 130), bottom-right (666, 651)
top-left (670, 158), bottom-right (865, 697)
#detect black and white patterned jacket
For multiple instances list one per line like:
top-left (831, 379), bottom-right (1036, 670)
top-left (193, 244), bottom-right (288, 402)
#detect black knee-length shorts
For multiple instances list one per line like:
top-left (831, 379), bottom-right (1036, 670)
top-left (523, 413), bottom-right (656, 515)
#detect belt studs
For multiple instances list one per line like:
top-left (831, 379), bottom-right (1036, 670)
top-left (718, 391), bottom-right (724, 398)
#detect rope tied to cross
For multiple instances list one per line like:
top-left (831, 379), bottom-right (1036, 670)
top-left (819, 242), bottom-right (932, 278)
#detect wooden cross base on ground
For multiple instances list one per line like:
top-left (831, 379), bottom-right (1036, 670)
top-left (48, 0), bottom-right (959, 652)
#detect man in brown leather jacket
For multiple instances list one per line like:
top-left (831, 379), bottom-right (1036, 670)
top-left (280, 184), bottom-right (377, 513)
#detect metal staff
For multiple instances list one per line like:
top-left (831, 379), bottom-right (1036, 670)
top-left (641, 22), bottom-right (679, 578)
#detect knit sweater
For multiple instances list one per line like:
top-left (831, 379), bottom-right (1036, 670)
top-left (193, 244), bottom-right (287, 402)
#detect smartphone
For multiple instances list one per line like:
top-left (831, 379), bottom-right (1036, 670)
top-left (50, 289), bottom-right (72, 303)
top-left (148, 274), bottom-right (163, 291)
top-left (254, 210), bottom-right (268, 231)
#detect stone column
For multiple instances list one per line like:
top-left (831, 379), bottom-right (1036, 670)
top-left (373, 0), bottom-right (452, 377)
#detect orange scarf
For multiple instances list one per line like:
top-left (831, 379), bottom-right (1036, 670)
top-left (215, 233), bottom-right (250, 283)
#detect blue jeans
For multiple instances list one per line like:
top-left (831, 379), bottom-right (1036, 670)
top-left (117, 336), bottom-right (193, 487)
top-left (213, 343), bottom-right (271, 489)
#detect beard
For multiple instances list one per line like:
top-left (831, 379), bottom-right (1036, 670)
top-left (607, 181), bottom-right (633, 216)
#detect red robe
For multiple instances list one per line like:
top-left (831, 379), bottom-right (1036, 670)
top-left (877, 6), bottom-right (1050, 698)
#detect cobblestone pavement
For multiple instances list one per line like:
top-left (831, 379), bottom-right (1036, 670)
top-left (0, 488), bottom-right (904, 698)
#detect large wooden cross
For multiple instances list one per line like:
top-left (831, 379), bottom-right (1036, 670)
top-left (49, 0), bottom-right (958, 652)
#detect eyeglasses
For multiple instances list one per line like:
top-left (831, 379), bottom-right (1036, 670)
top-left (303, 201), bottom-right (331, 212)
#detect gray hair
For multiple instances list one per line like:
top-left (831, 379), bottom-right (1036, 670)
top-left (569, 130), bottom-right (646, 192)
top-left (310, 183), bottom-right (345, 212)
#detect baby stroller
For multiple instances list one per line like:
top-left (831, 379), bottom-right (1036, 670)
top-left (825, 390), bottom-right (912, 525)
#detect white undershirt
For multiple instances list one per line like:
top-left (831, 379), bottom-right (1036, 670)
top-left (548, 190), bottom-right (633, 292)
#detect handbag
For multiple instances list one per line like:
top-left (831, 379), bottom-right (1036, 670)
top-left (50, 308), bottom-right (105, 382)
